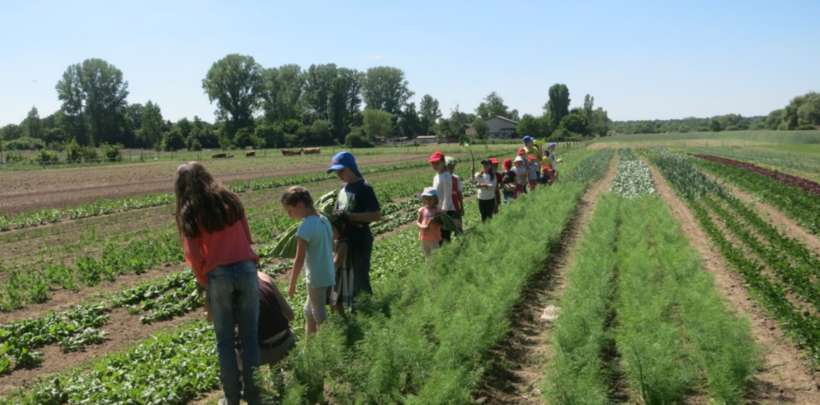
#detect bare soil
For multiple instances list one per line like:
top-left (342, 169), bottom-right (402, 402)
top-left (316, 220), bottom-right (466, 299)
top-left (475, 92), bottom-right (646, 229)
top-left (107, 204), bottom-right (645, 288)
top-left (473, 153), bottom-right (619, 404)
top-left (0, 154), bottom-right (428, 214)
top-left (647, 161), bottom-right (820, 404)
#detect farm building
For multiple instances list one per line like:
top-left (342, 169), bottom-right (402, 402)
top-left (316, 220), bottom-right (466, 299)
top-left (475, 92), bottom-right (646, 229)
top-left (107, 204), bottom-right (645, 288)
top-left (486, 116), bottom-right (518, 138)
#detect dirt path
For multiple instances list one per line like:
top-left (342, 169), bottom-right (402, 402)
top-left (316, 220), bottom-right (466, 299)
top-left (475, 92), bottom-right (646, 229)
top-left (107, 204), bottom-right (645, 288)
top-left (0, 308), bottom-right (203, 396)
top-left (701, 170), bottom-right (820, 255)
top-left (646, 161), bottom-right (820, 404)
top-left (473, 153), bottom-right (619, 404)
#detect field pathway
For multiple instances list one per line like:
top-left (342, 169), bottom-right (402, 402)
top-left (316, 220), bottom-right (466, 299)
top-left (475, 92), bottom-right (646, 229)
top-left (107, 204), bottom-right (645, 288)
top-left (646, 160), bottom-right (820, 404)
top-left (473, 152), bottom-right (619, 404)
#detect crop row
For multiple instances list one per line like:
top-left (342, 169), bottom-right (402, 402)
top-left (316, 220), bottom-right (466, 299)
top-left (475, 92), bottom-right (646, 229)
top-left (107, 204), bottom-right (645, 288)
top-left (651, 150), bottom-right (820, 360)
top-left (0, 166), bottom-right (486, 375)
top-left (270, 149), bottom-right (613, 404)
top-left (0, 159), bottom-right (436, 233)
top-left (1, 149), bottom-right (595, 404)
top-left (609, 149), bottom-right (656, 198)
top-left (0, 162), bottom-right (486, 312)
top-left (693, 156), bottom-right (820, 235)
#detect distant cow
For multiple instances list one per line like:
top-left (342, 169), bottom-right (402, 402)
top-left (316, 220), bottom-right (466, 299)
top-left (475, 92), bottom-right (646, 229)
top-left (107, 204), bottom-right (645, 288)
top-left (245, 151), bottom-right (256, 157)
top-left (302, 147), bottom-right (320, 155)
top-left (281, 149), bottom-right (302, 156)
top-left (212, 153), bottom-right (228, 159)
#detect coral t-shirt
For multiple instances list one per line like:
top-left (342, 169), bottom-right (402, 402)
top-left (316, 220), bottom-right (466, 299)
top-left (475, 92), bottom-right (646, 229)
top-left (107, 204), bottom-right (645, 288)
top-left (183, 217), bottom-right (259, 286)
top-left (418, 206), bottom-right (442, 241)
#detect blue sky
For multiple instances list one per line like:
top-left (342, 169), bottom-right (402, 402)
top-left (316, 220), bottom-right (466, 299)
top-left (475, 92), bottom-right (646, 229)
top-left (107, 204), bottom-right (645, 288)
top-left (1, 0), bottom-right (819, 126)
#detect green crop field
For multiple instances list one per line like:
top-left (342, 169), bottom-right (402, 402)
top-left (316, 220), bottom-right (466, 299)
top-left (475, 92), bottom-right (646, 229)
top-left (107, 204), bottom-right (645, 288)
top-left (1, 133), bottom-right (819, 404)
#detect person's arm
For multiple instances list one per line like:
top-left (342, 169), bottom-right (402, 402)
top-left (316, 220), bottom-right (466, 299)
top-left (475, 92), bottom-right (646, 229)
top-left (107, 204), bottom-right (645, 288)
top-left (288, 238), bottom-right (307, 298)
top-left (417, 209), bottom-right (428, 229)
top-left (183, 236), bottom-right (207, 286)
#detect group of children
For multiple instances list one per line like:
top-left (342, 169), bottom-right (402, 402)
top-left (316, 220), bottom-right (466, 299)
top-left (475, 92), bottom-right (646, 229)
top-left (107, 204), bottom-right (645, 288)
top-left (174, 142), bottom-right (555, 403)
top-left (416, 136), bottom-right (559, 256)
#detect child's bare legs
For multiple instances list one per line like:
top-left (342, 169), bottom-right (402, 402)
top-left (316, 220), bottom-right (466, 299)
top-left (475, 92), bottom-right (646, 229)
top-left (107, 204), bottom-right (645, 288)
top-left (421, 239), bottom-right (438, 256)
top-left (304, 285), bottom-right (328, 336)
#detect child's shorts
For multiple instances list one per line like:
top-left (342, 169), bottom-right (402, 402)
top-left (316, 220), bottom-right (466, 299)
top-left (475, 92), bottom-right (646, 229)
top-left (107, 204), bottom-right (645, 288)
top-left (304, 285), bottom-right (329, 323)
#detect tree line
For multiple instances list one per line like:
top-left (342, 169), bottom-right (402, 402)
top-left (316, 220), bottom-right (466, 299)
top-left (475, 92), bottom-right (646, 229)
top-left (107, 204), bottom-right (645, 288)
top-left (0, 55), bottom-right (616, 155)
top-left (611, 91), bottom-right (820, 134)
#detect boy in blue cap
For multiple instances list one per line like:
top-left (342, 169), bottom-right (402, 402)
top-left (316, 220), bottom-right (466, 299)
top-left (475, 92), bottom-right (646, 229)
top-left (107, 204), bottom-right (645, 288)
top-left (327, 151), bottom-right (381, 302)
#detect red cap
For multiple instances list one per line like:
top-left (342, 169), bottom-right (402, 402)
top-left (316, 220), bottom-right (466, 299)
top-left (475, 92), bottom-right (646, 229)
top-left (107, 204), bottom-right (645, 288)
top-left (489, 157), bottom-right (499, 165)
top-left (503, 158), bottom-right (512, 170)
top-left (528, 155), bottom-right (536, 161)
top-left (427, 151), bottom-right (445, 163)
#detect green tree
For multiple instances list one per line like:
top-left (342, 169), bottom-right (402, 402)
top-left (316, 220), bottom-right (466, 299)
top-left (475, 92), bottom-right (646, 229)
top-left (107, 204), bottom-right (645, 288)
top-left (303, 63), bottom-right (338, 119)
top-left (328, 68), bottom-right (364, 143)
top-left (583, 94), bottom-right (594, 117)
top-left (162, 127), bottom-right (186, 151)
top-left (362, 109), bottom-right (394, 140)
top-left (138, 101), bottom-right (164, 148)
top-left (476, 91), bottom-right (518, 121)
top-left (398, 102), bottom-right (422, 137)
top-left (22, 107), bottom-right (43, 139)
top-left (559, 110), bottom-right (588, 135)
top-left (202, 54), bottom-right (264, 140)
top-left (545, 83), bottom-right (570, 131)
top-left (261, 64), bottom-right (304, 122)
top-left (419, 94), bottom-right (441, 134)
top-left (472, 117), bottom-right (489, 139)
top-left (588, 108), bottom-right (610, 137)
top-left (710, 117), bottom-right (723, 132)
top-left (255, 123), bottom-right (285, 148)
top-left (517, 114), bottom-right (550, 138)
top-left (362, 66), bottom-right (413, 116)
top-left (56, 58), bottom-right (129, 145)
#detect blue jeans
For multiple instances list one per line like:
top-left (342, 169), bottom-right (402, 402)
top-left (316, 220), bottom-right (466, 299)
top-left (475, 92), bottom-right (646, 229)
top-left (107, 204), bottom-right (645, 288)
top-left (207, 260), bottom-right (260, 405)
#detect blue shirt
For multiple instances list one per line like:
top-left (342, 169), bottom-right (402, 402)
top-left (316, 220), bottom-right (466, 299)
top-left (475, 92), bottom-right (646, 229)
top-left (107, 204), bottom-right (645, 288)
top-left (296, 215), bottom-right (335, 288)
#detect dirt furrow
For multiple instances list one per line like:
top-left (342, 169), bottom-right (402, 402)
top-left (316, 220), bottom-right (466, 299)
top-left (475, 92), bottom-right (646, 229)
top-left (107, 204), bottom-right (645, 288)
top-left (647, 161), bottom-right (820, 404)
top-left (473, 153), bottom-right (619, 404)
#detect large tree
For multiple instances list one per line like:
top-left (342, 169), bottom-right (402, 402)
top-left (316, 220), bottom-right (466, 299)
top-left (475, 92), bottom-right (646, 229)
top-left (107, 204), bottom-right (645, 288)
top-left (261, 64), bottom-right (304, 123)
top-left (138, 101), bottom-right (164, 148)
top-left (303, 63), bottom-right (339, 120)
top-left (202, 54), bottom-right (264, 140)
top-left (545, 83), bottom-right (570, 131)
top-left (362, 109), bottom-right (394, 140)
top-left (476, 91), bottom-right (518, 121)
top-left (419, 94), bottom-right (441, 134)
top-left (22, 107), bottom-right (42, 139)
top-left (398, 102), bottom-right (422, 137)
top-left (328, 68), bottom-right (364, 143)
top-left (362, 66), bottom-right (413, 116)
top-left (56, 58), bottom-right (129, 145)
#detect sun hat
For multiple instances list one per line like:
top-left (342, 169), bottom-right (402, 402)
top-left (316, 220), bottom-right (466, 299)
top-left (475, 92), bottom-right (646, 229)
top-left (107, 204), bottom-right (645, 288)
top-left (548, 142), bottom-right (557, 148)
top-left (327, 151), bottom-right (362, 177)
top-left (514, 155), bottom-right (525, 163)
top-left (445, 156), bottom-right (457, 168)
top-left (421, 187), bottom-right (438, 198)
top-left (522, 135), bottom-right (534, 144)
top-left (489, 157), bottom-right (499, 165)
top-left (427, 151), bottom-right (445, 163)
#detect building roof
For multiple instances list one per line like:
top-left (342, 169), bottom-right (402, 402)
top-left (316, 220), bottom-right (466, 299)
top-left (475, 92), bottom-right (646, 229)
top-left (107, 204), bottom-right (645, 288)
top-left (489, 115), bottom-right (519, 125)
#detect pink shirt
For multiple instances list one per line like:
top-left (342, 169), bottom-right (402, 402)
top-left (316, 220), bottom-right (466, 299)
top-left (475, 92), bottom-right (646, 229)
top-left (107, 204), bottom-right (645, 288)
top-left (183, 217), bottom-right (259, 286)
top-left (417, 206), bottom-right (442, 241)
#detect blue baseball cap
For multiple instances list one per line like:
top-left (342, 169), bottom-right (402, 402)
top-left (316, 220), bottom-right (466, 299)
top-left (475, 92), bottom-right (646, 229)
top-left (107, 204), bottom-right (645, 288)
top-left (327, 151), bottom-right (362, 177)
top-left (522, 135), bottom-right (534, 144)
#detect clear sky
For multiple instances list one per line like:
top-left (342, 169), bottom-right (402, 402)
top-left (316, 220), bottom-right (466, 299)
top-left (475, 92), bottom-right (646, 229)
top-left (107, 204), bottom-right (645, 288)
top-left (2, 0), bottom-right (819, 126)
